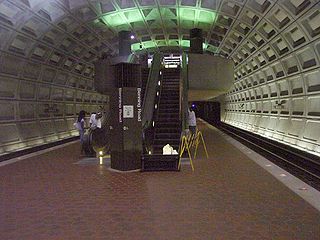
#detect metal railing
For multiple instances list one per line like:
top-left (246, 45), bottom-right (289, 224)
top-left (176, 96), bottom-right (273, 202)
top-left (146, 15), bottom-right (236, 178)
top-left (180, 52), bottom-right (189, 132)
top-left (142, 52), bottom-right (163, 129)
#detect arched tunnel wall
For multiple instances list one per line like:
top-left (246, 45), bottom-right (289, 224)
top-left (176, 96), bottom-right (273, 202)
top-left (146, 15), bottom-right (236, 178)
top-left (222, 2), bottom-right (320, 156)
top-left (0, 0), bottom-right (319, 157)
top-left (0, 1), bottom-right (108, 156)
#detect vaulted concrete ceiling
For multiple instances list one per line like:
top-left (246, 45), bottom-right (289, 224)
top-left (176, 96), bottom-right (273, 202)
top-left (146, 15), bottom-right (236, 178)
top-left (1, 0), bottom-right (320, 156)
top-left (2, 0), bottom-right (319, 64)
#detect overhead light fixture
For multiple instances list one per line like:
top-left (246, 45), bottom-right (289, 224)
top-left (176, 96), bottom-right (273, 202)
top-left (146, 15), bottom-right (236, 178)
top-left (130, 35), bottom-right (135, 40)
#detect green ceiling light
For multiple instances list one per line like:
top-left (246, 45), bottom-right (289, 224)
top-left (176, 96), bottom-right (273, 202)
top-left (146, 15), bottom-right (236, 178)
top-left (102, 13), bottom-right (124, 27)
top-left (179, 8), bottom-right (217, 29)
top-left (131, 39), bottom-right (220, 53)
top-left (131, 21), bottom-right (145, 30)
top-left (131, 42), bottom-right (142, 51)
top-left (163, 19), bottom-right (177, 28)
top-left (101, 6), bottom-right (219, 52)
top-left (149, 19), bottom-right (163, 28)
top-left (179, 8), bottom-right (196, 20)
top-left (124, 10), bottom-right (143, 23)
top-left (160, 8), bottom-right (177, 19)
top-left (181, 40), bottom-right (190, 48)
top-left (131, 39), bottom-right (184, 51)
top-left (102, 7), bottom-right (217, 30)
top-left (143, 40), bottom-right (157, 48)
top-left (144, 8), bottom-right (161, 20)
top-left (198, 10), bottom-right (217, 24)
top-left (198, 22), bottom-right (211, 30)
top-left (169, 40), bottom-right (179, 46)
top-left (156, 40), bottom-right (165, 46)
top-left (181, 20), bottom-right (194, 29)
top-left (178, 8), bottom-right (217, 24)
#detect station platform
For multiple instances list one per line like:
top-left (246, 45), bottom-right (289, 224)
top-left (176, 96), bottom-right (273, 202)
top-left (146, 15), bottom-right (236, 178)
top-left (0, 120), bottom-right (319, 240)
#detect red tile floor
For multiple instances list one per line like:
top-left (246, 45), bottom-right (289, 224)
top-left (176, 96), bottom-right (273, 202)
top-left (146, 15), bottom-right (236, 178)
top-left (1, 121), bottom-right (320, 239)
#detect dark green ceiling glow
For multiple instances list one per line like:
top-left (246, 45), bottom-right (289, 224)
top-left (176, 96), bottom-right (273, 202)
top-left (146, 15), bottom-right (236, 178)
top-left (99, 7), bottom-right (217, 52)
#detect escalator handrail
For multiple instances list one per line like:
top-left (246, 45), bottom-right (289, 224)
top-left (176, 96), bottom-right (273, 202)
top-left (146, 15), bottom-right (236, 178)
top-left (180, 52), bottom-right (189, 132)
top-left (142, 52), bottom-right (163, 129)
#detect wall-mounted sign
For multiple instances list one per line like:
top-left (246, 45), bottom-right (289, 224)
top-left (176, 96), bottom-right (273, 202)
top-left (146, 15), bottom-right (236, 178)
top-left (119, 88), bottom-right (122, 123)
top-left (123, 105), bottom-right (134, 118)
top-left (137, 87), bottom-right (142, 122)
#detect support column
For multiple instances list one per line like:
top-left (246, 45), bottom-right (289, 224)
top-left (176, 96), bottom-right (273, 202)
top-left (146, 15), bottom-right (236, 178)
top-left (119, 31), bottom-right (132, 56)
top-left (110, 63), bottom-right (142, 171)
top-left (190, 28), bottom-right (203, 54)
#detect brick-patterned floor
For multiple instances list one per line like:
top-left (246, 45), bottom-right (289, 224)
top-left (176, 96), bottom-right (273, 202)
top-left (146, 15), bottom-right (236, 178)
top-left (1, 122), bottom-right (320, 240)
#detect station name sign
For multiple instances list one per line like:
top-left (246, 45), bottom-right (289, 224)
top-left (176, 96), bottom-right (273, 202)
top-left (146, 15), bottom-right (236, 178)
top-left (137, 87), bottom-right (142, 122)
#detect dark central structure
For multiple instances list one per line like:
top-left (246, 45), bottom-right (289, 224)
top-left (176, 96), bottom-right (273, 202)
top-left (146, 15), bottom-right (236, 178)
top-left (110, 63), bottom-right (142, 171)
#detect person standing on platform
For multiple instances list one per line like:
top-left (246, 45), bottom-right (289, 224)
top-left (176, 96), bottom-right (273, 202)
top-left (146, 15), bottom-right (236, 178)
top-left (89, 111), bottom-right (102, 130)
top-left (188, 106), bottom-right (197, 135)
top-left (77, 110), bottom-right (86, 154)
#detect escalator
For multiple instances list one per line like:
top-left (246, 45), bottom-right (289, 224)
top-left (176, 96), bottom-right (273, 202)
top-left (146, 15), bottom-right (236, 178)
top-left (141, 62), bottom-right (183, 171)
top-left (153, 68), bottom-right (181, 153)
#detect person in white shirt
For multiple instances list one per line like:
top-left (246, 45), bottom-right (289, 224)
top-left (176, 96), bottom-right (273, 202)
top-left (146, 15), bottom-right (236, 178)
top-left (89, 112), bottom-right (102, 130)
top-left (188, 107), bottom-right (197, 134)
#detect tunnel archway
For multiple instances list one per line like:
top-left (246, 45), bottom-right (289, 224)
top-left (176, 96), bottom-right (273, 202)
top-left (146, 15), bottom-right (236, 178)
top-left (0, 0), bottom-right (319, 157)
